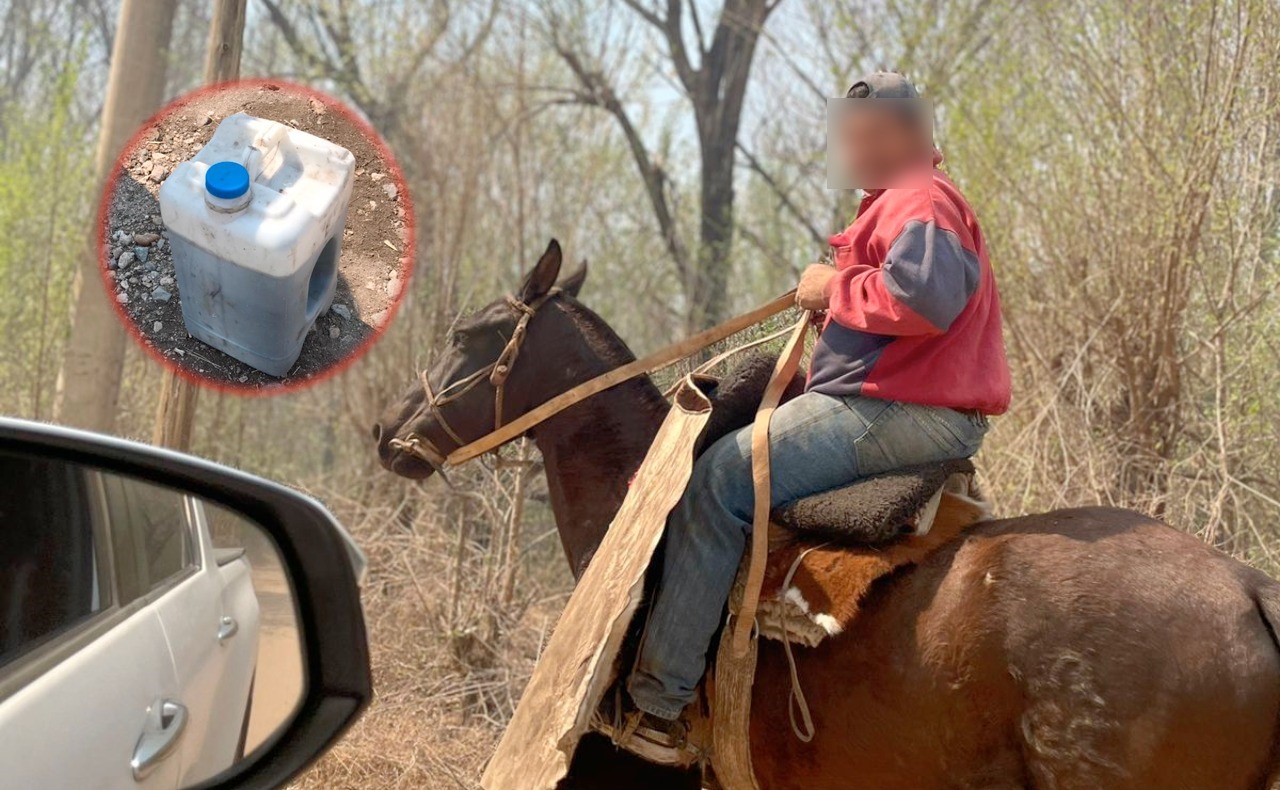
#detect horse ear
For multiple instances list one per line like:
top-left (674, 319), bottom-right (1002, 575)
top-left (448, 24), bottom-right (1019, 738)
top-left (520, 239), bottom-right (563, 302)
top-left (559, 259), bottom-right (588, 297)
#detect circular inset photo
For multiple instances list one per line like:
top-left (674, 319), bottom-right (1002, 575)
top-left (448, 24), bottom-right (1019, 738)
top-left (99, 79), bottom-right (413, 391)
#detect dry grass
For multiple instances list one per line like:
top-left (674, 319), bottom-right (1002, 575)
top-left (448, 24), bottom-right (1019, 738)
top-left (291, 462), bottom-right (572, 789)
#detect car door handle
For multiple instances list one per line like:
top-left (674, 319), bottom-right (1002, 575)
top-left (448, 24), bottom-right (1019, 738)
top-left (217, 615), bottom-right (238, 643)
top-left (132, 699), bottom-right (188, 780)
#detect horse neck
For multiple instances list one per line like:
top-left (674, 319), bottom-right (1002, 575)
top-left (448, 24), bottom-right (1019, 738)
top-left (529, 304), bottom-right (669, 578)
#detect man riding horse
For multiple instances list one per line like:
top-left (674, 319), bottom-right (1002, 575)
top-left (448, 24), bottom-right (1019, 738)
top-left (596, 71), bottom-right (1011, 761)
top-left (374, 66), bottom-right (1280, 788)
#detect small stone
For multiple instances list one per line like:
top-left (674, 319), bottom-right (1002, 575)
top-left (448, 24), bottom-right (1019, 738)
top-left (151, 286), bottom-right (172, 303)
top-left (328, 326), bottom-right (340, 339)
top-left (135, 246), bottom-right (149, 264)
top-left (309, 98), bottom-right (327, 115)
top-left (150, 214), bottom-right (162, 226)
top-left (113, 230), bottom-right (131, 244)
top-left (118, 251), bottom-right (135, 270)
top-left (364, 281), bottom-right (376, 291)
top-left (197, 115), bottom-right (211, 127)
top-left (148, 164), bottom-right (166, 182)
top-left (238, 375), bottom-right (248, 383)
top-left (133, 232), bottom-right (160, 246)
top-left (369, 172), bottom-right (386, 182)
top-left (381, 182), bottom-right (397, 200)
top-left (331, 303), bottom-right (351, 320)
top-left (153, 321), bottom-right (163, 333)
top-left (116, 292), bottom-right (129, 304)
top-left (174, 348), bottom-right (185, 357)
top-left (159, 276), bottom-right (173, 286)
top-left (385, 274), bottom-right (401, 297)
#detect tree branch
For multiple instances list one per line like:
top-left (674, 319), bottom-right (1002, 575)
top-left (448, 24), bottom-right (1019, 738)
top-left (735, 141), bottom-right (826, 247)
top-left (550, 34), bottom-right (691, 281)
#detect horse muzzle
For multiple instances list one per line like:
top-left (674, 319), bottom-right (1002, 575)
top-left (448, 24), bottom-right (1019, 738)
top-left (378, 426), bottom-right (451, 481)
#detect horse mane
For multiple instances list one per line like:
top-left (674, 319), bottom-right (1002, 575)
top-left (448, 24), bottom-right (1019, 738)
top-left (556, 296), bottom-right (669, 415)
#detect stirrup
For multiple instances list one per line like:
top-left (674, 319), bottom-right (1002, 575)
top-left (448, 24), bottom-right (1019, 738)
top-left (589, 690), bottom-right (696, 767)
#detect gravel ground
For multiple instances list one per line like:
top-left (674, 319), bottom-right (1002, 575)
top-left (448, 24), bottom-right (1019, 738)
top-left (102, 82), bottom-right (410, 389)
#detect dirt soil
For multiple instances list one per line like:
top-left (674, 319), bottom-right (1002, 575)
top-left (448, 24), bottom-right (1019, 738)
top-left (103, 82), bottom-right (410, 389)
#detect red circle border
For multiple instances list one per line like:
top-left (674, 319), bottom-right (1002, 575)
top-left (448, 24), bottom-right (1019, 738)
top-left (95, 77), bottom-right (418, 398)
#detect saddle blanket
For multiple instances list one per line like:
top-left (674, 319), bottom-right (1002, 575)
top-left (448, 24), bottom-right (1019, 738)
top-left (730, 470), bottom-right (990, 647)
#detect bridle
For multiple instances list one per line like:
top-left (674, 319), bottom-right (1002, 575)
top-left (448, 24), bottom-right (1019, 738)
top-left (388, 287), bottom-right (562, 473)
top-left (388, 288), bottom-right (800, 474)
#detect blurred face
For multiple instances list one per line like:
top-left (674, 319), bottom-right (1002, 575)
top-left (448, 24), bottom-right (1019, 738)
top-left (829, 99), bottom-right (933, 189)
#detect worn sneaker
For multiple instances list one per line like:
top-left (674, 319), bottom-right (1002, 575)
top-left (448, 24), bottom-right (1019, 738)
top-left (590, 688), bottom-right (691, 766)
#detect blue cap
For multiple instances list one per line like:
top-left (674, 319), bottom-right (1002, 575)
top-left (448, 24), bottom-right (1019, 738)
top-left (205, 161), bottom-right (250, 200)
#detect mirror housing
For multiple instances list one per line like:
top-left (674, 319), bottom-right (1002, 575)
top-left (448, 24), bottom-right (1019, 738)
top-left (0, 417), bottom-right (371, 789)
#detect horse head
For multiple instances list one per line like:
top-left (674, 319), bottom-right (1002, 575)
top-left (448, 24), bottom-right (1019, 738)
top-left (373, 239), bottom-right (587, 479)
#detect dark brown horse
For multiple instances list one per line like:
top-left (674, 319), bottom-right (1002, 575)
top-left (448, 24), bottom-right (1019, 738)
top-left (374, 241), bottom-right (1280, 789)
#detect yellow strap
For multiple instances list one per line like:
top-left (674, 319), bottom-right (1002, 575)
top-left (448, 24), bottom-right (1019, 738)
top-left (731, 311), bottom-right (812, 656)
top-left (445, 290), bottom-right (799, 466)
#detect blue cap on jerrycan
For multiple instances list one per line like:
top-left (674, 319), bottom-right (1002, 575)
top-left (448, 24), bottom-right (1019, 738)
top-left (205, 161), bottom-right (251, 199)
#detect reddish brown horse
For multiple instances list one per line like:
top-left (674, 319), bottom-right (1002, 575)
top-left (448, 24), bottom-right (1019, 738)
top-left (374, 241), bottom-right (1280, 789)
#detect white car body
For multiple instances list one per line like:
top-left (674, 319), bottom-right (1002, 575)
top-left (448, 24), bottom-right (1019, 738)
top-left (0, 473), bottom-right (260, 789)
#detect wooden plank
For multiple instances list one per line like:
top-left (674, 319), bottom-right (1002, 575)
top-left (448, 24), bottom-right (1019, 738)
top-left (481, 377), bottom-right (714, 789)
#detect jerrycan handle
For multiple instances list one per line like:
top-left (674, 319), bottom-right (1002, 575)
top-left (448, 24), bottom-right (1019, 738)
top-left (243, 121), bottom-right (290, 185)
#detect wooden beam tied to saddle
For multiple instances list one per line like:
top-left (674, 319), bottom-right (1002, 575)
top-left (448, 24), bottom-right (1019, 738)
top-left (480, 377), bottom-right (716, 790)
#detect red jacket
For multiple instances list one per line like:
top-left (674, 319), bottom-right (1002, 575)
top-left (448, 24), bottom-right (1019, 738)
top-left (807, 165), bottom-right (1011, 415)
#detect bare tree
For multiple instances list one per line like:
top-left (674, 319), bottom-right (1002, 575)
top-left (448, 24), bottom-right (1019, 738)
top-left (54, 0), bottom-right (177, 432)
top-left (544, 0), bottom-right (780, 330)
top-left (256, 0), bottom-right (496, 144)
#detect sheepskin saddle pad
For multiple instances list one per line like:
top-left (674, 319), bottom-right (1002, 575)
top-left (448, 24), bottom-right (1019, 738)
top-left (734, 464), bottom-right (990, 647)
top-left (772, 458), bottom-right (978, 542)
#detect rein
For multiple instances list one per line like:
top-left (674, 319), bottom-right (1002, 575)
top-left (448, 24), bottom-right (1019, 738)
top-left (389, 288), bottom-right (799, 471)
top-left (389, 287), bottom-right (561, 472)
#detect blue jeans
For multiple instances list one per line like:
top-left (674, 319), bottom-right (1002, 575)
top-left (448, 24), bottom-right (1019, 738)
top-left (626, 391), bottom-right (988, 719)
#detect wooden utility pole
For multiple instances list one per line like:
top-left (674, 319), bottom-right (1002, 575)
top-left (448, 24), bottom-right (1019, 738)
top-left (152, 0), bottom-right (248, 450)
top-left (55, 0), bottom-right (177, 432)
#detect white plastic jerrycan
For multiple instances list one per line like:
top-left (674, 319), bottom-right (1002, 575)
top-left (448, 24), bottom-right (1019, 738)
top-left (158, 112), bottom-right (356, 377)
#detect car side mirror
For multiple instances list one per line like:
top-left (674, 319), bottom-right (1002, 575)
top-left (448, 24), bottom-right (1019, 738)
top-left (0, 418), bottom-right (371, 789)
